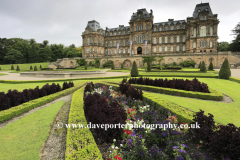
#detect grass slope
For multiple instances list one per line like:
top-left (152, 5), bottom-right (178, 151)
top-left (0, 62), bottom-right (49, 72)
top-left (0, 100), bottom-right (65, 160)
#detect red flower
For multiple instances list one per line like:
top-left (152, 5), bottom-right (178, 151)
top-left (183, 122), bottom-right (186, 124)
top-left (108, 158), bottom-right (111, 160)
top-left (197, 144), bottom-right (200, 146)
top-left (118, 157), bottom-right (122, 160)
top-left (114, 155), bottom-right (118, 159)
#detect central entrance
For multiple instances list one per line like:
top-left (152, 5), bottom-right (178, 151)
top-left (137, 47), bottom-right (142, 54)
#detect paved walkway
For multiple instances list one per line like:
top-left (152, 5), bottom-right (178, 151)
top-left (0, 69), bottom-right (129, 81)
top-left (214, 69), bottom-right (240, 79)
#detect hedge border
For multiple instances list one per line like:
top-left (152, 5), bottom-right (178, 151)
top-left (65, 84), bottom-right (103, 160)
top-left (0, 75), bottom-right (130, 84)
top-left (139, 74), bottom-right (218, 78)
top-left (103, 81), bottom-right (223, 101)
top-left (0, 82), bottom-right (87, 123)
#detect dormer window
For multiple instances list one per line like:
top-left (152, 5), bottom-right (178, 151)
top-left (201, 16), bottom-right (204, 20)
top-left (205, 8), bottom-right (208, 11)
top-left (198, 9), bottom-right (201, 12)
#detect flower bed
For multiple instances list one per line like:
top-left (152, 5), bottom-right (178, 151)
top-left (0, 82), bottom-right (74, 111)
top-left (83, 82), bottom-right (218, 160)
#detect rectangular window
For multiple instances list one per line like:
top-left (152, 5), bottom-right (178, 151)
top-left (106, 42), bottom-right (108, 47)
top-left (114, 41), bottom-right (116, 47)
top-left (177, 36), bottom-right (180, 42)
top-left (182, 45), bottom-right (185, 51)
top-left (123, 40), bottom-right (125, 46)
top-left (154, 38), bottom-right (156, 44)
top-left (110, 42), bottom-right (112, 47)
top-left (114, 49), bottom-right (116, 54)
top-left (160, 27), bottom-right (162, 31)
top-left (193, 29), bottom-right (196, 37)
top-left (136, 36), bottom-right (139, 43)
top-left (128, 48), bottom-right (130, 53)
top-left (146, 35), bottom-right (148, 41)
top-left (146, 25), bottom-right (148, 30)
top-left (154, 28), bottom-right (156, 31)
top-left (210, 41), bottom-right (213, 48)
top-left (183, 36), bottom-right (186, 42)
top-left (171, 26), bottom-right (173, 30)
top-left (171, 37), bottom-right (173, 43)
top-left (140, 35), bottom-right (143, 43)
top-left (210, 27), bottom-right (213, 36)
top-left (171, 46), bottom-right (173, 51)
top-left (119, 41), bottom-right (121, 46)
top-left (132, 27), bottom-right (134, 31)
top-left (159, 47), bottom-right (162, 52)
top-left (146, 49), bottom-right (148, 54)
top-left (123, 49), bottom-right (125, 53)
top-left (176, 46), bottom-right (179, 51)
top-left (154, 47), bottom-right (156, 52)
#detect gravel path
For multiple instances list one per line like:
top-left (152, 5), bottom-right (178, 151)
top-left (0, 93), bottom-right (73, 130)
top-left (0, 69), bottom-right (129, 81)
top-left (215, 69), bottom-right (240, 78)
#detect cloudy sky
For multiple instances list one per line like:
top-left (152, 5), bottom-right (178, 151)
top-left (1, 0), bottom-right (239, 47)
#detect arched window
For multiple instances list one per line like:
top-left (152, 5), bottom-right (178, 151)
top-left (171, 36), bottom-right (173, 43)
top-left (159, 27), bottom-right (162, 31)
top-left (171, 26), bottom-right (173, 30)
top-left (182, 45), bottom-right (185, 51)
top-left (177, 36), bottom-right (180, 43)
top-left (159, 37), bottom-right (162, 44)
top-left (193, 42), bottom-right (196, 48)
top-left (153, 38), bottom-right (156, 44)
top-left (165, 26), bottom-right (168, 30)
top-left (165, 46), bottom-right (168, 52)
top-left (159, 47), bottom-right (162, 52)
top-left (200, 26), bottom-right (206, 37)
top-left (165, 37), bottom-right (168, 43)
top-left (171, 46), bottom-right (173, 51)
top-left (154, 27), bottom-right (156, 31)
top-left (176, 46), bottom-right (179, 51)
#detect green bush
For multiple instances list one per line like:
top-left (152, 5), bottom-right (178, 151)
top-left (85, 63), bottom-right (87, 70)
top-left (200, 61), bottom-right (207, 72)
top-left (0, 67), bottom-right (1, 70)
top-left (219, 58), bottom-right (231, 79)
top-left (172, 62), bottom-right (177, 66)
top-left (77, 59), bottom-right (86, 66)
top-left (131, 61), bottom-right (139, 77)
top-left (89, 61), bottom-right (92, 67)
top-left (102, 60), bottom-right (113, 68)
top-left (208, 61), bottom-right (214, 70)
top-left (180, 60), bottom-right (196, 68)
top-left (16, 65), bottom-right (20, 71)
top-left (40, 65), bottom-right (42, 69)
top-left (30, 65), bottom-right (33, 70)
top-left (147, 62), bottom-right (151, 71)
top-left (121, 63), bottom-right (124, 69)
top-left (198, 62), bottom-right (202, 69)
top-left (11, 65), bottom-right (14, 70)
top-left (34, 66), bottom-right (38, 71)
top-left (111, 61), bottom-right (115, 70)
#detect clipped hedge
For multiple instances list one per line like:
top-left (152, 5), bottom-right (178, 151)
top-left (229, 77), bottom-right (240, 83)
top-left (65, 85), bottom-right (103, 160)
top-left (0, 82), bottom-right (86, 123)
top-left (98, 82), bottom-right (195, 124)
top-left (138, 74), bottom-right (218, 78)
top-left (103, 81), bottom-right (223, 101)
top-left (0, 75), bottom-right (130, 84)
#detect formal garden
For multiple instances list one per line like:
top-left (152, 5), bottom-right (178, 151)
top-left (0, 58), bottom-right (239, 160)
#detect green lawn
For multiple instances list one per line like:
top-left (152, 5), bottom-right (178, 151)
top-left (0, 73), bottom-right (8, 76)
top-left (0, 100), bottom-right (65, 160)
top-left (0, 62), bottom-right (49, 72)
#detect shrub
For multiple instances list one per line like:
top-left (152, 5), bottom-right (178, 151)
top-left (84, 92), bottom-right (127, 143)
top-left (189, 110), bottom-right (216, 148)
top-left (147, 62), bottom-right (151, 71)
top-left (0, 67), bottom-right (1, 70)
top-left (30, 65), bottom-right (33, 70)
top-left (77, 59), bottom-right (86, 66)
top-left (84, 82), bottom-right (94, 93)
top-left (34, 66), bottom-right (38, 71)
top-left (121, 63), bottom-right (124, 69)
top-left (111, 61), bottom-right (115, 70)
top-left (89, 61), bottom-right (93, 67)
top-left (16, 65), bottom-right (20, 71)
top-left (208, 61), bottom-right (213, 70)
top-left (200, 61), bottom-right (207, 72)
top-left (198, 62), bottom-right (202, 69)
top-left (40, 65), bottom-right (42, 69)
top-left (219, 58), bottom-right (231, 79)
top-left (131, 61), bottom-right (139, 77)
top-left (102, 60), bottom-right (113, 68)
top-left (11, 65), bottom-right (14, 70)
top-left (84, 62), bottom-right (87, 70)
top-left (126, 86), bottom-right (143, 100)
top-left (172, 62), bottom-right (177, 66)
top-left (180, 60), bottom-right (196, 68)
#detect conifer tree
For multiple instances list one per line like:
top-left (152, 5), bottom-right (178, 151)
top-left (131, 61), bottom-right (139, 77)
top-left (219, 58), bottom-right (231, 79)
top-left (208, 61), bottom-right (214, 70)
top-left (200, 61), bottom-right (207, 72)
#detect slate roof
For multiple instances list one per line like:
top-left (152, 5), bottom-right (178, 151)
top-left (154, 20), bottom-right (186, 26)
top-left (131, 8), bottom-right (151, 20)
top-left (86, 20), bottom-right (101, 31)
top-left (193, 3), bottom-right (214, 19)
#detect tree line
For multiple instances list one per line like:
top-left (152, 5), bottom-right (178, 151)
top-left (0, 38), bottom-right (82, 64)
top-left (218, 22), bottom-right (240, 52)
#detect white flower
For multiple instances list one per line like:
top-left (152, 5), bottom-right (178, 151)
top-left (113, 139), bottom-right (116, 142)
top-left (111, 145), bottom-right (115, 149)
top-left (120, 144), bottom-right (123, 147)
top-left (115, 147), bottom-right (118, 149)
top-left (145, 130), bottom-right (148, 133)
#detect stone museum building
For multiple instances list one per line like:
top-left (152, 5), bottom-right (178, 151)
top-left (50, 2), bottom-right (240, 69)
